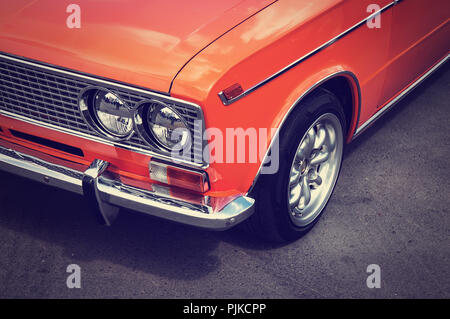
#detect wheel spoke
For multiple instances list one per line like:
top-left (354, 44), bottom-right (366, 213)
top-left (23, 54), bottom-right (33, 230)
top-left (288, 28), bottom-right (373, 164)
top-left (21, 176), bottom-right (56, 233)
top-left (295, 144), bottom-right (308, 161)
top-left (310, 150), bottom-right (330, 165)
top-left (297, 128), bottom-right (316, 159)
top-left (299, 175), bottom-right (311, 208)
top-left (305, 128), bottom-right (316, 156)
top-left (313, 124), bottom-right (327, 150)
top-left (289, 166), bottom-right (300, 184)
top-left (294, 148), bottom-right (305, 163)
top-left (308, 174), bottom-right (322, 188)
top-left (324, 124), bottom-right (336, 151)
top-left (289, 184), bottom-right (301, 207)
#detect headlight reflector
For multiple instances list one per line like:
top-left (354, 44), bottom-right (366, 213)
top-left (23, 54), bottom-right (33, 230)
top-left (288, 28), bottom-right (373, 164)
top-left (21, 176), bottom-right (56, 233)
top-left (148, 103), bottom-right (191, 150)
top-left (79, 88), bottom-right (133, 140)
top-left (134, 101), bottom-right (191, 151)
top-left (93, 90), bottom-right (133, 137)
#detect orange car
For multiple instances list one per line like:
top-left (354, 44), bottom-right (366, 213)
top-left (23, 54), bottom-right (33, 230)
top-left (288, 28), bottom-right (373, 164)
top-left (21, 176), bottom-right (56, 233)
top-left (0, 0), bottom-right (448, 241)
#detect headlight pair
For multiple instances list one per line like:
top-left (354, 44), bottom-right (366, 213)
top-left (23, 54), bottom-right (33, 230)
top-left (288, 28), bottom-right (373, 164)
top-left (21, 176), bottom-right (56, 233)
top-left (79, 88), bottom-right (191, 151)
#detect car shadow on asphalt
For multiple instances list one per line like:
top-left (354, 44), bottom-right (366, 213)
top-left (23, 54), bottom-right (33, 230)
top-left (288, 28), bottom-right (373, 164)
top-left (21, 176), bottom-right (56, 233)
top-left (0, 173), bottom-right (220, 280)
top-left (0, 167), bottom-right (286, 281)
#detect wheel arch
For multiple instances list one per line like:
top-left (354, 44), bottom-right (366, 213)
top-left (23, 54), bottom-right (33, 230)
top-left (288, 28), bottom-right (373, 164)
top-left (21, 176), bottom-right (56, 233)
top-left (248, 70), bottom-right (361, 194)
top-left (319, 72), bottom-right (361, 142)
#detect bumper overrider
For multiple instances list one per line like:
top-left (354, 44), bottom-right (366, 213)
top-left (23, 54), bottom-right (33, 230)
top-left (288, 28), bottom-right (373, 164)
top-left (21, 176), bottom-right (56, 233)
top-left (0, 143), bottom-right (255, 230)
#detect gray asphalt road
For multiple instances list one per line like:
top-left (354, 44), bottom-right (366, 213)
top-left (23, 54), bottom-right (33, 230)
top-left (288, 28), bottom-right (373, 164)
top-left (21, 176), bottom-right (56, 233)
top-left (0, 65), bottom-right (449, 299)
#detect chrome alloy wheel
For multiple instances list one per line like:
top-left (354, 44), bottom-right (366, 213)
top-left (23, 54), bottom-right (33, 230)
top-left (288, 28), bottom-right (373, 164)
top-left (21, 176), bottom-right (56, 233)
top-left (287, 113), bottom-right (343, 227)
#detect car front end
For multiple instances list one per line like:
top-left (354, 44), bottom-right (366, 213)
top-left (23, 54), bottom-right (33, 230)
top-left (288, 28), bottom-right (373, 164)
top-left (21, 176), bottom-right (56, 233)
top-left (0, 0), bottom-right (277, 229)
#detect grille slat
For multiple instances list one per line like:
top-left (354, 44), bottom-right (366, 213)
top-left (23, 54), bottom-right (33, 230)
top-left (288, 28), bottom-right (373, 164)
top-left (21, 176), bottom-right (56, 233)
top-left (0, 75), bottom-right (80, 100)
top-left (0, 61), bottom-right (85, 90)
top-left (1, 93), bottom-right (83, 121)
top-left (0, 54), bottom-right (205, 165)
top-left (0, 83), bottom-right (79, 109)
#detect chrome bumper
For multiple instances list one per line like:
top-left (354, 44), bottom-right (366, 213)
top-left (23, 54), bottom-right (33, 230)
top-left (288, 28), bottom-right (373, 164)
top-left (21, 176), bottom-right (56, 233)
top-left (0, 145), bottom-right (255, 230)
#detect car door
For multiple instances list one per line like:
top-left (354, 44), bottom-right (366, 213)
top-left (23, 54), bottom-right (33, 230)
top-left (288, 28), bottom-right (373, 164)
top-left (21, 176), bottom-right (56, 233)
top-left (378, 0), bottom-right (450, 107)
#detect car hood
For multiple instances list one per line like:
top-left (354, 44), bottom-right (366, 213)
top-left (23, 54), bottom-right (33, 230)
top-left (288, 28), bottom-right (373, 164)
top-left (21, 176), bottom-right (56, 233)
top-left (0, 0), bottom-right (275, 93)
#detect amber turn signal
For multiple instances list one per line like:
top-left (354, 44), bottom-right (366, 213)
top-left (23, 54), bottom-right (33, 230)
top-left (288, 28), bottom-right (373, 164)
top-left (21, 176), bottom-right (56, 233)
top-left (149, 159), bottom-right (210, 193)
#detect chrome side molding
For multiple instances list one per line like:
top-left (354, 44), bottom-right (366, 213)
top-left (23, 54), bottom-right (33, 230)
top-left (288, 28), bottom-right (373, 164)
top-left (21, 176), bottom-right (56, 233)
top-left (218, 1), bottom-right (396, 105)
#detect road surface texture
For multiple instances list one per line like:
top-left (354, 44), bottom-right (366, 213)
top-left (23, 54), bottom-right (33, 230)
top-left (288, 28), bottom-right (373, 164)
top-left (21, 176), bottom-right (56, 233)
top-left (0, 64), bottom-right (448, 299)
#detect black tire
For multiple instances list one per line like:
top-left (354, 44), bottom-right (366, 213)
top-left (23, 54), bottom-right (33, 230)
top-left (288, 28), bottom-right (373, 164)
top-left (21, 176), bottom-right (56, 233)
top-left (244, 88), bottom-right (346, 242)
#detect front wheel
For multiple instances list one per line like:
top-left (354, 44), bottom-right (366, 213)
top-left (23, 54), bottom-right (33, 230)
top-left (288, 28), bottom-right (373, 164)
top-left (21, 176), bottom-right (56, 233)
top-left (245, 88), bottom-right (346, 242)
top-left (287, 112), bottom-right (343, 228)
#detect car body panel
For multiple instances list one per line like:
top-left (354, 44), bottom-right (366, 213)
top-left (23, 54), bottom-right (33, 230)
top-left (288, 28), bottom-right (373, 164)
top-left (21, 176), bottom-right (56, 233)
top-left (171, 0), bottom-right (449, 194)
top-left (379, 0), bottom-right (450, 107)
top-left (171, 0), bottom-right (394, 192)
top-left (0, 0), bottom-right (275, 93)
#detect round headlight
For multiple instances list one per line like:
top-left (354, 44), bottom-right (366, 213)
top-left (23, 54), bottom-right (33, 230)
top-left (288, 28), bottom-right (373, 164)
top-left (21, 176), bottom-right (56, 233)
top-left (93, 90), bottom-right (133, 137)
top-left (79, 88), bottom-right (133, 140)
top-left (134, 101), bottom-right (191, 151)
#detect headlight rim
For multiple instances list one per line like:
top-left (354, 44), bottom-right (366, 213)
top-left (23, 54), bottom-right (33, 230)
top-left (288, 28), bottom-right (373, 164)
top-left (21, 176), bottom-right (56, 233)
top-left (133, 99), bottom-right (191, 152)
top-left (78, 86), bottom-right (134, 141)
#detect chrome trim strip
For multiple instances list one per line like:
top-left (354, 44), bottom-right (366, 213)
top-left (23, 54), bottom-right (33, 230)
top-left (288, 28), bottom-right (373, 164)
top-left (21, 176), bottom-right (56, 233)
top-left (0, 145), bottom-right (84, 194)
top-left (218, 91), bottom-right (233, 106)
top-left (218, 1), bottom-right (395, 105)
top-left (98, 179), bottom-right (255, 230)
top-left (353, 53), bottom-right (449, 139)
top-left (0, 52), bottom-right (208, 169)
top-left (247, 71), bottom-right (361, 194)
top-left (0, 144), bottom-right (254, 230)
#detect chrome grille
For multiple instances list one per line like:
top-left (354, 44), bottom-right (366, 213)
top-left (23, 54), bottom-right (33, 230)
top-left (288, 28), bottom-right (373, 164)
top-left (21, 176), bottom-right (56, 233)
top-left (0, 54), bottom-right (205, 166)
